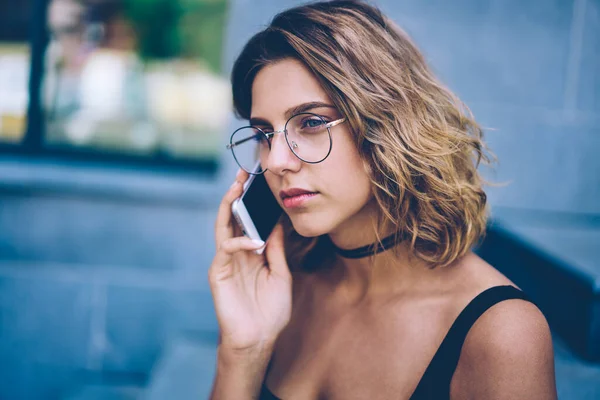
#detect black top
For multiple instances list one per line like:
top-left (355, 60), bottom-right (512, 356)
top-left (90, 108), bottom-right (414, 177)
top-left (259, 285), bottom-right (531, 400)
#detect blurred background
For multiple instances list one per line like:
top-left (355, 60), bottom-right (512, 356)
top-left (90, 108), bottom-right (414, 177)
top-left (0, 0), bottom-right (598, 398)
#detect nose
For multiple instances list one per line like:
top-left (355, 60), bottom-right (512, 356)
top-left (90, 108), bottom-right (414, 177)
top-left (265, 129), bottom-right (302, 175)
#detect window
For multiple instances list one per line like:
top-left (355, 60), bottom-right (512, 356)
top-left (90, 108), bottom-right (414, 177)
top-left (2, 0), bottom-right (230, 173)
top-left (0, 0), bottom-right (31, 144)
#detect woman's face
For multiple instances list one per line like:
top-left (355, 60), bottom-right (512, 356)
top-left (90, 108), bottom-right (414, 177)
top-left (251, 58), bottom-right (376, 238)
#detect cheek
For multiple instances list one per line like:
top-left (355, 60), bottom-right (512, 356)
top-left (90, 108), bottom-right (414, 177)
top-left (313, 131), bottom-right (373, 219)
top-left (286, 167), bottom-right (372, 237)
top-left (324, 130), bottom-right (371, 201)
top-left (329, 165), bottom-right (372, 210)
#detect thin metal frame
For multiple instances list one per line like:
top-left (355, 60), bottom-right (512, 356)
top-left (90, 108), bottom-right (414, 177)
top-left (226, 112), bottom-right (346, 174)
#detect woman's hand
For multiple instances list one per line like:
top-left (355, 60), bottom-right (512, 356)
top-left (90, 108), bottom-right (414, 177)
top-left (209, 170), bottom-right (292, 355)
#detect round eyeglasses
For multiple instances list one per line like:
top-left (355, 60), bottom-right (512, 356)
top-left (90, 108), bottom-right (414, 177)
top-left (226, 112), bottom-right (346, 174)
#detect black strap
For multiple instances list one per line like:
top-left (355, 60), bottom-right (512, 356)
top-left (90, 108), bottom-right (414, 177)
top-left (410, 285), bottom-right (531, 399)
top-left (259, 383), bottom-right (282, 400)
top-left (332, 232), bottom-right (402, 259)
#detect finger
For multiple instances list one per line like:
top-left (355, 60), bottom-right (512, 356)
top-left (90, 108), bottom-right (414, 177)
top-left (214, 170), bottom-right (249, 245)
top-left (220, 236), bottom-right (265, 254)
top-left (212, 235), bottom-right (265, 266)
top-left (213, 180), bottom-right (241, 245)
top-left (209, 235), bottom-right (265, 285)
top-left (265, 223), bottom-right (291, 279)
top-left (231, 218), bottom-right (242, 238)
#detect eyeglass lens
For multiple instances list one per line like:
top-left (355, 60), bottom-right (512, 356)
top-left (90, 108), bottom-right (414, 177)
top-left (228, 113), bottom-right (332, 174)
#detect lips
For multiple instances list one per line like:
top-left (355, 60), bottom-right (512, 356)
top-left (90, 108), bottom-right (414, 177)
top-left (279, 188), bottom-right (317, 199)
top-left (279, 188), bottom-right (319, 208)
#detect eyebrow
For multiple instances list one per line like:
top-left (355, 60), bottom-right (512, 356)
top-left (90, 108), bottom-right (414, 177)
top-left (249, 101), bottom-right (337, 126)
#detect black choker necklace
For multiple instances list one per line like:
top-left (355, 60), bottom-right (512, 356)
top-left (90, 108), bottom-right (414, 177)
top-left (332, 233), bottom-right (401, 259)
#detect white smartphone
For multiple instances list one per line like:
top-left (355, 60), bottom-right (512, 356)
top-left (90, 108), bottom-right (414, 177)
top-left (231, 165), bottom-right (283, 254)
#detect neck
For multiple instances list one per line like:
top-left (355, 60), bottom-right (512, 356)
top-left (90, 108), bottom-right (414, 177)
top-left (326, 220), bottom-right (422, 301)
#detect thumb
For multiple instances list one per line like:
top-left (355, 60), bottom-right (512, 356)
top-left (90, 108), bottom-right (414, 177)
top-left (265, 223), bottom-right (290, 279)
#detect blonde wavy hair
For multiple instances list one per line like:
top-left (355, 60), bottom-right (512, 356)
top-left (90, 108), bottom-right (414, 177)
top-left (231, 0), bottom-right (493, 269)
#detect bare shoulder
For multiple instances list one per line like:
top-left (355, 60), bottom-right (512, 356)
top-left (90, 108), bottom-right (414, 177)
top-left (451, 252), bottom-right (515, 290)
top-left (463, 296), bottom-right (553, 362)
top-left (452, 289), bottom-right (557, 399)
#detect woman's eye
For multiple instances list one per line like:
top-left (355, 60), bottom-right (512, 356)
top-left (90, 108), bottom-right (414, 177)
top-left (302, 118), bottom-right (326, 129)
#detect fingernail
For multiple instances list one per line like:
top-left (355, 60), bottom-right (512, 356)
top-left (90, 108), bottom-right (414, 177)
top-left (252, 239), bottom-right (265, 247)
top-left (236, 169), bottom-right (243, 179)
top-left (230, 181), bottom-right (238, 190)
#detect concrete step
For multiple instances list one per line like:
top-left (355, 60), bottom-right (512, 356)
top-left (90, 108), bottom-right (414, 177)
top-left (144, 332), bottom-right (218, 400)
top-left (62, 384), bottom-right (144, 400)
top-left (554, 337), bottom-right (600, 399)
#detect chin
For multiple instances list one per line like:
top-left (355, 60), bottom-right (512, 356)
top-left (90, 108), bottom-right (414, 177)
top-left (287, 212), bottom-right (334, 238)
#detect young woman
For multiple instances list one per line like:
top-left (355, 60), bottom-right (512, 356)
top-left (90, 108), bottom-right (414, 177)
top-left (208, 1), bottom-right (557, 399)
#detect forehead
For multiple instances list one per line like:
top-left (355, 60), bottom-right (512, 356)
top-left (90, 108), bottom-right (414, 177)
top-left (251, 58), bottom-right (332, 119)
